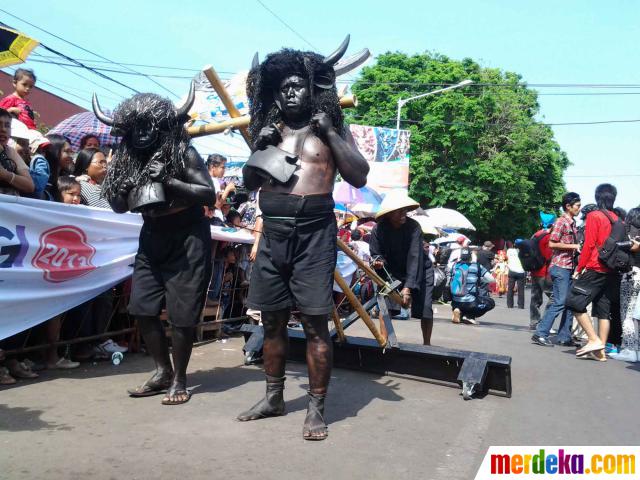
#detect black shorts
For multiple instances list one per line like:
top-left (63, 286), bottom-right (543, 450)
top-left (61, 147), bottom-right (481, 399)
top-left (565, 269), bottom-right (617, 319)
top-left (128, 206), bottom-right (212, 327)
top-left (247, 192), bottom-right (336, 315)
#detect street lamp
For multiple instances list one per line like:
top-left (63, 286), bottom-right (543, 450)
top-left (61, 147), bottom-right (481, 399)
top-left (396, 79), bottom-right (473, 130)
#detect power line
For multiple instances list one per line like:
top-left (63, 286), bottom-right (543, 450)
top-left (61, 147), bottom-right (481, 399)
top-left (0, 8), bottom-right (179, 98)
top-left (28, 58), bottom-right (197, 80)
top-left (255, 0), bottom-right (318, 50)
top-left (32, 52), bottom-right (127, 101)
top-left (349, 115), bottom-right (640, 128)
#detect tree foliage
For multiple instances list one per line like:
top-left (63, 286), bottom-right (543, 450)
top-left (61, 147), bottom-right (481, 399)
top-left (347, 52), bottom-right (569, 239)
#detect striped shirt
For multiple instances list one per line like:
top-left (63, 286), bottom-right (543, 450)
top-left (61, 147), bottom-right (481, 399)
top-left (79, 180), bottom-right (110, 209)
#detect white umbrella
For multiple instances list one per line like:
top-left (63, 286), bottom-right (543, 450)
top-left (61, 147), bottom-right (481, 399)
top-left (408, 213), bottom-right (439, 235)
top-left (424, 207), bottom-right (475, 231)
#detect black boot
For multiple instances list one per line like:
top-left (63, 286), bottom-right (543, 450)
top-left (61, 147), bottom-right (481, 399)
top-left (302, 391), bottom-right (328, 441)
top-left (237, 375), bottom-right (285, 421)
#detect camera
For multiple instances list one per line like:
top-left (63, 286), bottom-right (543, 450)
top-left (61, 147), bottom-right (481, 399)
top-left (616, 240), bottom-right (633, 251)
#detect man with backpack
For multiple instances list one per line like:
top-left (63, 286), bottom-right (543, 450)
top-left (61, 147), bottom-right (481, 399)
top-left (450, 248), bottom-right (496, 324)
top-left (525, 213), bottom-right (556, 330)
top-left (566, 184), bottom-right (626, 360)
top-left (532, 192), bottom-right (581, 347)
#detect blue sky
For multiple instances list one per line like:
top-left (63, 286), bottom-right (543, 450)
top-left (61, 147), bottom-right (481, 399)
top-left (3, 0), bottom-right (639, 209)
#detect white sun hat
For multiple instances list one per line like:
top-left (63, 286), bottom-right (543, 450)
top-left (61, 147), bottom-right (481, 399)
top-left (375, 189), bottom-right (419, 220)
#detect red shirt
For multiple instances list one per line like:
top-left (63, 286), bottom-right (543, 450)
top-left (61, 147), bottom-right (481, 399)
top-left (577, 210), bottom-right (617, 273)
top-left (0, 94), bottom-right (37, 129)
top-left (531, 229), bottom-right (552, 278)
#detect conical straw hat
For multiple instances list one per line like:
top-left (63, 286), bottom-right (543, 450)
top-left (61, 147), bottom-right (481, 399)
top-left (375, 190), bottom-right (419, 220)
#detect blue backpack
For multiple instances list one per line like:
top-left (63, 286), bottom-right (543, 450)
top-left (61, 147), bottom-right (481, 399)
top-left (450, 262), bottom-right (480, 297)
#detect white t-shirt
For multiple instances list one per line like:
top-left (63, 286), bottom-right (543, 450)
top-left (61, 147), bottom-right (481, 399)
top-left (212, 176), bottom-right (221, 194)
top-left (506, 248), bottom-right (524, 274)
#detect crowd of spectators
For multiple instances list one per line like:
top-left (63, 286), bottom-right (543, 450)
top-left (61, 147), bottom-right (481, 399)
top-left (0, 69), bottom-right (257, 384)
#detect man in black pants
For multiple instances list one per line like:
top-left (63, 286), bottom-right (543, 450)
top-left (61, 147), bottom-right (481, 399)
top-left (93, 85), bottom-right (215, 405)
top-left (239, 39), bottom-right (369, 440)
top-left (369, 190), bottom-right (434, 344)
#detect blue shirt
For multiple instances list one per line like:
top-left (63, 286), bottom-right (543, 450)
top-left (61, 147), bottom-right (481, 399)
top-left (28, 155), bottom-right (50, 194)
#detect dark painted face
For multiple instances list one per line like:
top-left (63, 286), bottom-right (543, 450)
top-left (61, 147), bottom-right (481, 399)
top-left (387, 208), bottom-right (408, 228)
top-left (275, 75), bottom-right (310, 119)
top-left (131, 118), bottom-right (158, 150)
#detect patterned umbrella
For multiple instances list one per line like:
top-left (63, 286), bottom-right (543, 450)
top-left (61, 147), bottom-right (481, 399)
top-left (47, 111), bottom-right (120, 150)
top-left (332, 181), bottom-right (383, 207)
top-left (0, 24), bottom-right (39, 68)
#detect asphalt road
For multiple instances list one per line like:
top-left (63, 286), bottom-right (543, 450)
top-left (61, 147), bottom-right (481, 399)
top-left (1, 295), bottom-right (638, 479)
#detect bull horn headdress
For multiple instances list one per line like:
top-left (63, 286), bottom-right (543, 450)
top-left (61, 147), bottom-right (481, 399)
top-left (250, 35), bottom-right (371, 90)
top-left (175, 80), bottom-right (196, 121)
top-left (92, 93), bottom-right (113, 126)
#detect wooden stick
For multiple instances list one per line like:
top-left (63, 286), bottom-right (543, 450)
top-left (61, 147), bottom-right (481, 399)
top-left (336, 238), bottom-right (403, 305)
top-left (186, 95), bottom-right (357, 139)
top-left (333, 271), bottom-right (386, 347)
top-left (331, 307), bottom-right (347, 343)
top-left (202, 65), bottom-right (252, 146)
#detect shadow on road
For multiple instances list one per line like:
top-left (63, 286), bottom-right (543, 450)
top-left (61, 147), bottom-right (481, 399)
top-left (0, 404), bottom-right (72, 432)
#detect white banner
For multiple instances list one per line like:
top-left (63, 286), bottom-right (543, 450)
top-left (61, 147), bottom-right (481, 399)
top-left (0, 194), bottom-right (258, 340)
top-left (0, 194), bottom-right (143, 340)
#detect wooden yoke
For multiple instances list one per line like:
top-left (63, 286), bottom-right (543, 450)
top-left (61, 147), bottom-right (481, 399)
top-left (201, 65), bottom-right (252, 147)
top-left (187, 95), bottom-right (357, 139)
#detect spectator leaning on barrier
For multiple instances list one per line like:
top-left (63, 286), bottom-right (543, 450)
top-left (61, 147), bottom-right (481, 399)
top-left (44, 134), bottom-right (75, 201)
top-left (73, 148), bottom-right (110, 208)
top-left (0, 108), bottom-right (34, 196)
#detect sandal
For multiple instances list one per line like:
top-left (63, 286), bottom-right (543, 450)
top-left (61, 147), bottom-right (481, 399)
top-left (128, 375), bottom-right (172, 397)
top-left (161, 385), bottom-right (191, 405)
top-left (0, 367), bottom-right (16, 385)
top-left (302, 392), bottom-right (328, 441)
top-left (7, 360), bottom-right (38, 379)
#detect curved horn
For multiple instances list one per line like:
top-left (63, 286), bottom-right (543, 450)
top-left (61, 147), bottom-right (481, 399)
top-left (251, 52), bottom-right (260, 70)
top-left (334, 48), bottom-right (371, 77)
top-left (92, 93), bottom-right (114, 126)
top-left (323, 34), bottom-right (350, 66)
top-left (175, 80), bottom-right (196, 118)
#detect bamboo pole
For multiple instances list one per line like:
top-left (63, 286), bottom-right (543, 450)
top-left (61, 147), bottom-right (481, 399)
top-left (186, 95), bottom-right (357, 139)
top-left (202, 65), bottom-right (252, 146)
top-left (336, 238), bottom-right (404, 305)
top-left (331, 307), bottom-right (347, 343)
top-left (333, 271), bottom-right (386, 347)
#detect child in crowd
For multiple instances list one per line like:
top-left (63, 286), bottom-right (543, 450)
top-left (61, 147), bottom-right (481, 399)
top-left (57, 176), bottom-right (82, 205)
top-left (0, 69), bottom-right (37, 130)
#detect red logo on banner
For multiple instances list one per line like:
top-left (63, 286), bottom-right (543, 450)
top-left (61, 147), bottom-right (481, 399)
top-left (32, 226), bottom-right (96, 283)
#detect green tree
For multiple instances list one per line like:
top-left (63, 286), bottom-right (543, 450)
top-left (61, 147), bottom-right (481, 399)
top-left (347, 52), bottom-right (569, 239)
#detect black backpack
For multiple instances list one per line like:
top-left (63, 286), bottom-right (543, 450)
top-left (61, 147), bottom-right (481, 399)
top-left (597, 210), bottom-right (631, 273)
top-left (517, 231), bottom-right (549, 272)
